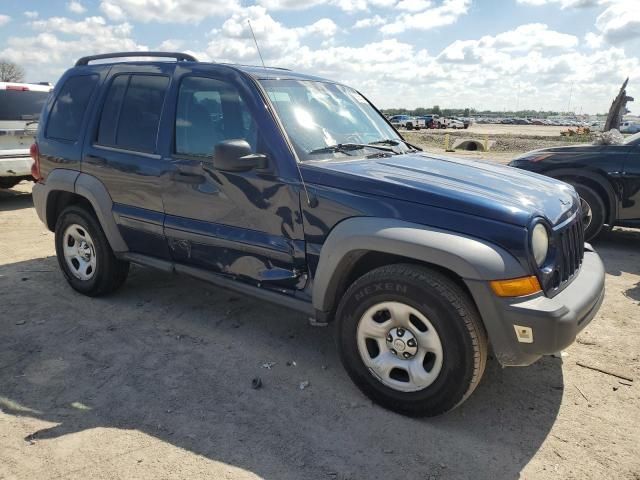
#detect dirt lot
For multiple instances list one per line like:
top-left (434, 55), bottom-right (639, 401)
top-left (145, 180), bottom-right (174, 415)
top-left (1, 181), bottom-right (639, 480)
top-left (402, 124), bottom-right (596, 164)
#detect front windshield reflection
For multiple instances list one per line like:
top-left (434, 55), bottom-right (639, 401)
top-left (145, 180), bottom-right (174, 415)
top-left (260, 79), bottom-right (409, 161)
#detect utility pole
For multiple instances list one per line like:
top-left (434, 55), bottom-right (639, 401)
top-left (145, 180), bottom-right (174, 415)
top-left (567, 82), bottom-right (573, 114)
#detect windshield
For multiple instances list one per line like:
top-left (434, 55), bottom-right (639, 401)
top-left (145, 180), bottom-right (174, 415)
top-left (0, 89), bottom-right (50, 122)
top-left (260, 79), bottom-right (409, 161)
top-left (624, 131), bottom-right (640, 145)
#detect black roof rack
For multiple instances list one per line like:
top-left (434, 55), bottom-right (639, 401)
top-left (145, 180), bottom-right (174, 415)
top-left (75, 51), bottom-right (198, 66)
top-left (219, 63), bottom-right (291, 71)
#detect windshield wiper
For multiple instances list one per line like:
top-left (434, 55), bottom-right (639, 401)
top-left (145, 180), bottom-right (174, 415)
top-left (369, 138), bottom-right (422, 152)
top-left (369, 139), bottom-right (400, 146)
top-left (308, 143), bottom-right (396, 156)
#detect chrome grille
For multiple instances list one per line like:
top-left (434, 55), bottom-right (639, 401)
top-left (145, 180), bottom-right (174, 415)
top-left (551, 215), bottom-right (584, 289)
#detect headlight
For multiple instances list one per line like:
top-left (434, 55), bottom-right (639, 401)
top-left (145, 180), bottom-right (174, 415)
top-left (531, 223), bottom-right (549, 267)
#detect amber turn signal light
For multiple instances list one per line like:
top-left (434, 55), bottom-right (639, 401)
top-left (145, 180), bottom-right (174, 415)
top-left (490, 276), bottom-right (542, 297)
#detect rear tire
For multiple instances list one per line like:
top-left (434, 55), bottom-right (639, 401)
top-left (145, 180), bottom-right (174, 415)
top-left (336, 264), bottom-right (487, 417)
top-left (55, 205), bottom-right (129, 296)
top-left (571, 183), bottom-right (605, 241)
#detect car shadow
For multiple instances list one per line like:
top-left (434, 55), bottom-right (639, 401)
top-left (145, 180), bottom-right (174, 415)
top-left (0, 186), bottom-right (33, 212)
top-left (592, 228), bottom-right (640, 302)
top-left (0, 256), bottom-right (564, 480)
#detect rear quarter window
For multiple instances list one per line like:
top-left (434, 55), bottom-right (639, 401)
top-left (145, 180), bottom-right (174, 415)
top-left (46, 75), bottom-right (98, 142)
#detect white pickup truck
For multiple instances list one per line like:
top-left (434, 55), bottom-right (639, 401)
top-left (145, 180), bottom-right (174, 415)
top-left (0, 82), bottom-right (52, 189)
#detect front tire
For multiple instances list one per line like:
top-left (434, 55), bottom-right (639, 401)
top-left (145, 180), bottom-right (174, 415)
top-left (55, 205), bottom-right (129, 296)
top-left (336, 264), bottom-right (487, 417)
top-left (571, 183), bottom-right (605, 241)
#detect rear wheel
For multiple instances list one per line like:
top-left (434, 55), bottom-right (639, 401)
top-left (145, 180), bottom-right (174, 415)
top-left (336, 264), bottom-right (487, 417)
top-left (571, 183), bottom-right (606, 241)
top-left (55, 205), bottom-right (129, 296)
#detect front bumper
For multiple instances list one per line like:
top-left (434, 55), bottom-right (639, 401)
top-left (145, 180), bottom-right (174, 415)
top-left (466, 247), bottom-right (605, 366)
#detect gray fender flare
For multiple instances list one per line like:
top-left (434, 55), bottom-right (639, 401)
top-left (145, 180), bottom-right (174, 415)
top-left (37, 169), bottom-right (128, 252)
top-left (311, 217), bottom-right (527, 314)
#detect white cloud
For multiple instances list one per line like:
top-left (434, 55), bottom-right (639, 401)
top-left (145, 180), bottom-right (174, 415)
top-left (100, 0), bottom-right (240, 23)
top-left (257, 0), bottom-right (394, 12)
top-left (516, 0), bottom-right (601, 8)
top-left (157, 39), bottom-right (185, 51)
top-left (207, 6), bottom-right (338, 62)
top-left (585, 31), bottom-right (603, 49)
top-left (381, 0), bottom-right (470, 34)
top-left (396, 0), bottom-right (433, 12)
top-left (1, 16), bottom-right (146, 80)
top-left (0, 14), bottom-right (10, 26)
top-left (24, 11), bottom-right (39, 19)
top-left (257, 0), bottom-right (326, 10)
top-left (67, 1), bottom-right (87, 14)
top-left (353, 15), bottom-right (386, 28)
top-left (594, 0), bottom-right (640, 44)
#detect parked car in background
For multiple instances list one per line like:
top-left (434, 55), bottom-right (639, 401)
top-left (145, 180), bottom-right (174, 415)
top-left (620, 121), bottom-right (640, 134)
top-left (0, 82), bottom-right (52, 189)
top-left (416, 114), bottom-right (439, 129)
top-left (436, 118), bottom-right (464, 129)
top-left (32, 51), bottom-right (604, 417)
top-left (389, 115), bottom-right (421, 130)
top-left (509, 131), bottom-right (640, 240)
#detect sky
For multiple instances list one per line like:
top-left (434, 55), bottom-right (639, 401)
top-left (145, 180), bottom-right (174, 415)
top-left (0, 0), bottom-right (638, 114)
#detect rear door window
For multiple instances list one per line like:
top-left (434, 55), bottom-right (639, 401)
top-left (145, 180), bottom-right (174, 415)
top-left (46, 75), bottom-right (98, 142)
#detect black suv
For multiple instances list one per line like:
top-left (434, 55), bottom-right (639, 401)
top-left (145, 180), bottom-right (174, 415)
top-left (32, 52), bottom-right (605, 416)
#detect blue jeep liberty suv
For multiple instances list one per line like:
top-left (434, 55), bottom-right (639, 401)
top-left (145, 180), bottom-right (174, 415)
top-left (31, 52), bottom-right (605, 416)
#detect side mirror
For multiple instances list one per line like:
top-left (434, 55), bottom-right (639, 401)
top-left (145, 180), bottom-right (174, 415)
top-left (213, 139), bottom-right (268, 172)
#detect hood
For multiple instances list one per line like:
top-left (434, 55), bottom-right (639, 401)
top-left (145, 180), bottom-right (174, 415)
top-left (514, 144), bottom-right (607, 157)
top-left (302, 152), bottom-right (578, 227)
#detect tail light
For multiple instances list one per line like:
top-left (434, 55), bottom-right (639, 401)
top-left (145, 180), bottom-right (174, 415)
top-left (30, 143), bottom-right (41, 181)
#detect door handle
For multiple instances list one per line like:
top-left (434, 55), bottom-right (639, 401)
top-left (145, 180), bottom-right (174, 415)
top-left (85, 154), bottom-right (107, 166)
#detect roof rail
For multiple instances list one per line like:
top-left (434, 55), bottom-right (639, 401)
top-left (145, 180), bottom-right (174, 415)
top-left (220, 63), bottom-right (291, 71)
top-left (75, 51), bottom-right (198, 66)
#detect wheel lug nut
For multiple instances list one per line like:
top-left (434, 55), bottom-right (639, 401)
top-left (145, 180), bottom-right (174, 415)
top-left (391, 349), bottom-right (397, 356)
top-left (397, 329), bottom-right (404, 337)
top-left (403, 352), bottom-right (411, 359)
top-left (407, 339), bottom-right (416, 347)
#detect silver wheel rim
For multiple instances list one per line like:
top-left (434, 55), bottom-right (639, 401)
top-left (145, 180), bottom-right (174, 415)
top-left (62, 224), bottom-right (97, 281)
top-left (580, 197), bottom-right (593, 230)
top-left (356, 301), bottom-right (444, 392)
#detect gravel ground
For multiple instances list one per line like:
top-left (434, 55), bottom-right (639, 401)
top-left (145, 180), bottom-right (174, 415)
top-left (1, 181), bottom-right (639, 480)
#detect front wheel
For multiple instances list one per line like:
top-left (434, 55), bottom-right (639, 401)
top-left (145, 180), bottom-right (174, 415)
top-left (572, 183), bottom-right (606, 241)
top-left (336, 264), bottom-right (487, 417)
